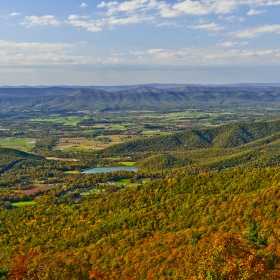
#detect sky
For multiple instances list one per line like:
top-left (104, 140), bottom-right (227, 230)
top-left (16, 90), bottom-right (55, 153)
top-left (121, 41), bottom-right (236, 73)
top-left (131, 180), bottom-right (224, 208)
top-left (1, 0), bottom-right (280, 86)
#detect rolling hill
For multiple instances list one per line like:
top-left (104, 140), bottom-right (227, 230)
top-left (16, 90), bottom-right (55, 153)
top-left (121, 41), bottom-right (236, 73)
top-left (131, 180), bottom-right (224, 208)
top-left (102, 119), bottom-right (280, 154)
top-left (100, 119), bottom-right (280, 172)
top-left (0, 148), bottom-right (45, 173)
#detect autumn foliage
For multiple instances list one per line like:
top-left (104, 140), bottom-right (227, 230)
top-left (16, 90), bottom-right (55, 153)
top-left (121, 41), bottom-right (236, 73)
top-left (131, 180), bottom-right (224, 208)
top-left (1, 167), bottom-right (280, 279)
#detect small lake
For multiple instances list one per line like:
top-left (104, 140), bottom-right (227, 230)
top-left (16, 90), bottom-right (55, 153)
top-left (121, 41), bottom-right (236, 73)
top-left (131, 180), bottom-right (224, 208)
top-left (83, 166), bottom-right (138, 174)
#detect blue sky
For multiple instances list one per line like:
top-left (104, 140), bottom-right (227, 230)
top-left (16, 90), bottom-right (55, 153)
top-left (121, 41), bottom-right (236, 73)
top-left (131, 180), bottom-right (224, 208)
top-left (1, 0), bottom-right (280, 85)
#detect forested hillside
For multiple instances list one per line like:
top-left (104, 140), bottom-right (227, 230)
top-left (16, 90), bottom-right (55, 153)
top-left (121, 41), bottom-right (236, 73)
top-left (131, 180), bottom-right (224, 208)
top-left (0, 168), bottom-right (279, 279)
top-left (0, 148), bottom-right (44, 173)
top-left (138, 134), bottom-right (280, 172)
top-left (102, 119), bottom-right (280, 155)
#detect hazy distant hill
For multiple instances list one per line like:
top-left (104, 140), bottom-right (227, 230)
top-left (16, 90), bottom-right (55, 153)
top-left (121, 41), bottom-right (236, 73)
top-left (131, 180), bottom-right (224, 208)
top-left (1, 84), bottom-right (280, 112)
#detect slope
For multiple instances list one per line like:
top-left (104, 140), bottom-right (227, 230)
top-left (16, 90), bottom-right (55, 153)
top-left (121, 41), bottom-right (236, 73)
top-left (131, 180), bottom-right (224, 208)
top-left (1, 168), bottom-right (280, 278)
top-left (0, 148), bottom-right (45, 173)
top-left (102, 119), bottom-right (280, 155)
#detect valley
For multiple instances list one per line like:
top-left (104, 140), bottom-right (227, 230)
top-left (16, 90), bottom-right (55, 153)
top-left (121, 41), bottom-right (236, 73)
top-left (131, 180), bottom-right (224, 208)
top-left (0, 85), bottom-right (280, 279)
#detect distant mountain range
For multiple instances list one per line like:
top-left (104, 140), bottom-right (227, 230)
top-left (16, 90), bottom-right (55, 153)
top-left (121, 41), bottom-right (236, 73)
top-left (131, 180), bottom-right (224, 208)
top-left (1, 84), bottom-right (280, 112)
top-left (2, 83), bottom-right (280, 91)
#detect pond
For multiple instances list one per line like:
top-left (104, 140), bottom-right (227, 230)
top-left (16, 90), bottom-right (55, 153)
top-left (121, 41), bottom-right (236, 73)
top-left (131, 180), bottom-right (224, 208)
top-left (83, 166), bottom-right (138, 174)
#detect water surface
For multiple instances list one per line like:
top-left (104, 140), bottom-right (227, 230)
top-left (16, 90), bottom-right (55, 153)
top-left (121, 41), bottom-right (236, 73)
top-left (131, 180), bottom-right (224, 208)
top-left (83, 166), bottom-right (138, 174)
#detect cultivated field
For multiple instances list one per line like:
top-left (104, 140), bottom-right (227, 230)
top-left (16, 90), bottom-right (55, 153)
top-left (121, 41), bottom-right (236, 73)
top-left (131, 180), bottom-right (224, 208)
top-left (0, 137), bottom-right (36, 152)
top-left (55, 136), bottom-right (123, 151)
top-left (16, 184), bottom-right (58, 196)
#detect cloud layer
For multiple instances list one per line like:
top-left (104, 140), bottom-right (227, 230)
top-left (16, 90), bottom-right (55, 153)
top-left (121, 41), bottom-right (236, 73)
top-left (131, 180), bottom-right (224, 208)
top-left (20, 15), bottom-right (60, 27)
top-left (1, 0), bottom-right (280, 84)
top-left (231, 24), bottom-right (280, 38)
top-left (1, 39), bottom-right (279, 69)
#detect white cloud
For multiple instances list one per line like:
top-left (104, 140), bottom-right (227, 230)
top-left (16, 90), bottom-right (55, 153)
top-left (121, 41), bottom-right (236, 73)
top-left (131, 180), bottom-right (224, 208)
top-left (67, 17), bottom-right (102, 32)
top-left (9, 12), bottom-right (21, 17)
top-left (156, 21), bottom-right (177, 27)
top-left (188, 22), bottom-right (224, 31)
top-left (14, 1), bottom-right (279, 33)
top-left (231, 24), bottom-right (280, 38)
top-left (110, 52), bottom-right (125, 56)
top-left (0, 40), bottom-right (73, 54)
top-left (96, 0), bottom-right (280, 19)
top-left (67, 14), bottom-right (154, 32)
top-left (219, 15), bottom-right (245, 22)
top-left (98, 0), bottom-right (159, 15)
top-left (103, 15), bottom-right (154, 25)
top-left (216, 41), bottom-right (249, 47)
top-left (68, 15), bottom-right (88, 20)
top-left (0, 40), bottom-right (127, 68)
top-left (104, 56), bottom-right (125, 64)
top-left (1, 39), bottom-right (280, 72)
top-left (131, 47), bottom-right (280, 66)
top-left (97, 1), bottom-right (119, 9)
top-left (263, 0), bottom-right (280, 6)
top-left (20, 15), bottom-right (60, 27)
top-left (0, 40), bottom-right (83, 66)
top-left (80, 3), bottom-right (88, 8)
top-left (247, 9), bottom-right (267, 15)
top-left (98, 0), bottom-right (239, 18)
top-left (160, 0), bottom-right (238, 17)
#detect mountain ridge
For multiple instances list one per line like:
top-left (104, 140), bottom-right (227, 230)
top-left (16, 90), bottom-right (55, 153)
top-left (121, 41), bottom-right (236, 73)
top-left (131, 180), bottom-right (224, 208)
top-left (0, 85), bottom-right (280, 112)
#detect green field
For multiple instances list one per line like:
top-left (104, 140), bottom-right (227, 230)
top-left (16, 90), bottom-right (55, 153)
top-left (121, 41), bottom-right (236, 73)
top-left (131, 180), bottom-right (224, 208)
top-left (64, 171), bottom-right (81, 174)
top-left (114, 179), bottom-right (130, 183)
top-left (119, 162), bottom-right (136, 166)
top-left (125, 183), bottom-right (140, 188)
top-left (80, 189), bottom-right (100, 196)
top-left (29, 116), bottom-right (87, 126)
top-left (114, 179), bottom-right (140, 188)
top-left (141, 131), bottom-right (173, 136)
top-left (0, 138), bottom-right (36, 152)
top-left (110, 124), bottom-right (126, 130)
top-left (55, 136), bottom-right (122, 151)
top-left (12, 201), bottom-right (36, 207)
top-left (141, 179), bottom-right (151, 184)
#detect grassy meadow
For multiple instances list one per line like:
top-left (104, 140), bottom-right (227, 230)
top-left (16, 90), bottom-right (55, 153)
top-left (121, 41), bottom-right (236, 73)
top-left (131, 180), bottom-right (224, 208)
top-left (0, 137), bottom-right (36, 152)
